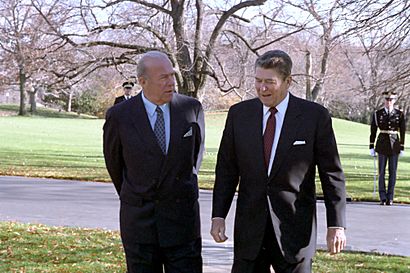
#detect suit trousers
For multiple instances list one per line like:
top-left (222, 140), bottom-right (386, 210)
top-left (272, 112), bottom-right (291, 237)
top-left (378, 153), bottom-right (399, 201)
top-left (124, 238), bottom-right (202, 273)
top-left (232, 214), bottom-right (312, 273)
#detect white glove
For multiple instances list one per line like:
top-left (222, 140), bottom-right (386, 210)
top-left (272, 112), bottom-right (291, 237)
top-left (370, 148), bottom-right (376, 157)
top-left (400, 151), bottom-right (404, 158)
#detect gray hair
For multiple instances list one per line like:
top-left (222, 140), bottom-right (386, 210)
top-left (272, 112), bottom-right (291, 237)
top-left (137, 51), bottom-right (171, 78)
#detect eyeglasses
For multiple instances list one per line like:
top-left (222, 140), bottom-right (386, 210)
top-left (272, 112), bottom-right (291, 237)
top-left (385, 98), bottom-right (394, 101)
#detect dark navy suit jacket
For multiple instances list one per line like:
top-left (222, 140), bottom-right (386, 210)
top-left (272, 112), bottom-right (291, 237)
top-left (212, 94), bottom-right (346, 263)
top-left (104, 92), bottom-right (204, 247)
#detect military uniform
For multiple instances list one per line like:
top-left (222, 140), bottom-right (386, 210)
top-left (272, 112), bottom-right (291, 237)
top-left (370, 108), bottom-right (405, 155)
top-left (114, 81), bottom-right (134, 105)
top-left (369, 92), bottom-right (406, 205)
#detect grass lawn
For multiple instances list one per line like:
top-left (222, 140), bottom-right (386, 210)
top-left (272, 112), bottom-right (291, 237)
top-left (0, 104), bottom-right (409, 203)
top-left (0, 222), bottom-right (125, 273)
top-left (1, 222), bottom-right (409, 273)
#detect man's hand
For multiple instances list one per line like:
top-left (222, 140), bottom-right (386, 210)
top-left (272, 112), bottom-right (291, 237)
top-left (210, 218), bottom-right (228, 243)
top-left (370, 148), bottom-right (376, 157)
top-left (326, 228), bottom-right (346, 255)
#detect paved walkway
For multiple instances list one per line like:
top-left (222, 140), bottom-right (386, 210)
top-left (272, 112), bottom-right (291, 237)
top-left (1, 176), bottom-right (409, 272)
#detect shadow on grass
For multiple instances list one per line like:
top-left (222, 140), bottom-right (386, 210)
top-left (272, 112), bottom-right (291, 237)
top-left (199, 170), bottom-right (216, 176)
top-left (0, 104), bottom-right (97, 119)
top-left (341, 152), bottom-right (410, 172)
top-left (338, 143), bottom-right (369, 148)
top-left (340, 150), bottom-right (410, 163)
top-left (0, 150), bottom-right (104, 159)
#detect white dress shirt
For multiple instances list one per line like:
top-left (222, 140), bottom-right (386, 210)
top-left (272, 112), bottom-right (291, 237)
top-left (262, 92), bottom-right (289, 176)
top-left (141, 91), bottom-right (171, 153)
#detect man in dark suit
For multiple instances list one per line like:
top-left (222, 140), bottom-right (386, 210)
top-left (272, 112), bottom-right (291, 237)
top-left (114, 81), bottom-right (135, 105)
top-left (369, 90), bottom-right (406, 205)
top-left (104, 51), bottom-right (205, 273)
top-left (210, 50), bottom-right (346, 273)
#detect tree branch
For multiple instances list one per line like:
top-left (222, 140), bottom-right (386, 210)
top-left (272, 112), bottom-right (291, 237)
top-left (102, 0), bottom-right (171, 15)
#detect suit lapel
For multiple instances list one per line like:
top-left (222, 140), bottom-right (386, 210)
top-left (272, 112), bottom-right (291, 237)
top-left (248, 99), bottom-right (267, 177)
top-left (166, 96), bottom-right (183, 162)
top-left (129, 93), bottom-right (164, 155)
top-left (158, 95), bottom-right (184, 183)
top-left (269, 94), bottom-right (302, 180)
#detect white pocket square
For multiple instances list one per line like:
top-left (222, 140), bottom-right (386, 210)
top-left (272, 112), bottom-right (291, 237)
top-left (183, 127), bottom-right (193, 137)
top-left (293, 140), bottom-right (306, 145)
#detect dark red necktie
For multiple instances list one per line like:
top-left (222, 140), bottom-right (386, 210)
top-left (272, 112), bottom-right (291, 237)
top-left (263, 107), bottom-right (278, 169)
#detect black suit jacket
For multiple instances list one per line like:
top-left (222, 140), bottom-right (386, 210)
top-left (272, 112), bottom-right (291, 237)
top-left (114, 95), bottom-right (129, 105)
top-left (212, 94), bottom-right (346, 263)
top-left (103, 92), bottom-right (205, 247)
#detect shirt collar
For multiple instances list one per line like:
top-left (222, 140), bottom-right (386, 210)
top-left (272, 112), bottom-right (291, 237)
top-left (384, 107), bottom-right (394, 114)
top-left (263, 92), bottom-right (290, 117)
top-left (141, 91), bottom-right (168, 117)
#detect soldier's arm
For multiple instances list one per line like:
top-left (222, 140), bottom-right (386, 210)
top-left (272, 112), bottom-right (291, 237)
top-left (399, 111), bottom-right (406, 151)
top-left (369, 111), bottom-right (378, 149)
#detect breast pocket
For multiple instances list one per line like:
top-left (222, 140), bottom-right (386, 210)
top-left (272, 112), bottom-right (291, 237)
top-left (179, 125), bottom-right (196, 163)
top-left (289, 140), bottom-right (314, 163)
top-left (395, 116), bottom-right (400, 126)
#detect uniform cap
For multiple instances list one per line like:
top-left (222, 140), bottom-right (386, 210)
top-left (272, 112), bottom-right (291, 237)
top-left (122, 81), bottom-right (134, 89)
top-left (382, 90), bottom-right (397, 99)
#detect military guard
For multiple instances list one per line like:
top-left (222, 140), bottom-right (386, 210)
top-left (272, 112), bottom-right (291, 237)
top-left (369, 90), bottom-right (406, 205)
top-left (114, 81), bottom-right (134, 105)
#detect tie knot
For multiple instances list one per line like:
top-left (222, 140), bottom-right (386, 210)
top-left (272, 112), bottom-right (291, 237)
top-left (156, 106), bottom-right (163, 114)
top-left (269, 107), bottom-right (277, 115)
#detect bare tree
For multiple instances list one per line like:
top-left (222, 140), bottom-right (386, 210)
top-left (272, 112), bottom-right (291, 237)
top-left (200, 2), bottom-right (308, 103)
top-left (283, 0), bottom-right (367, 102)
top-left (0, 0), bottom-right (67, 114)
top-left (343, 0), bottom-right (410, 125)
top-left (0, 0), bottom-right (35, 115)
top-left (31, 0), bottom-right (272, 99)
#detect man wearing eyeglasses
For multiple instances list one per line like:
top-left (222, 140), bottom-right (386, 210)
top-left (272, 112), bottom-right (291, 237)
top-left (369, 90), bottom-right (406, 205)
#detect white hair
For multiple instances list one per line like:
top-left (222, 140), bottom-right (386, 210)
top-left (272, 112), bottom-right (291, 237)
top-left (137, 51), bottom-right (171, 78)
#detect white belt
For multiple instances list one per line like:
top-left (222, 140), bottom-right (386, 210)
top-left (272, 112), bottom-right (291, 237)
top-left (379, 130), bottom-right (398, 135)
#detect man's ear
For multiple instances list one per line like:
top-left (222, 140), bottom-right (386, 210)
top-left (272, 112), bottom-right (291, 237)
top-left (286, 76), bottom-right (292, 86)
top-left (138, 76), bottom-right (146, 86)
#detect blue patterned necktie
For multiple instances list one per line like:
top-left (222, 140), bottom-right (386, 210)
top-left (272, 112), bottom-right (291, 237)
top-left (154, 106), bottom-right (166, 154)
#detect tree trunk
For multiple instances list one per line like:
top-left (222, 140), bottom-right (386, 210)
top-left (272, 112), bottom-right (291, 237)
top-left (311, 45), bottom-right (330, 102)
top-left (67, 90), bottom-right (73, 112)
top-left (18, 66), bottom-right (26, 116)
top-left (403, 100), bottom-right (410, 129)
top-left (305, 50), bottom-right (312, 101)
top-left (29, 88), bottom-right (37, 113)
top-left (171, 1), bottom-right (197, 97)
